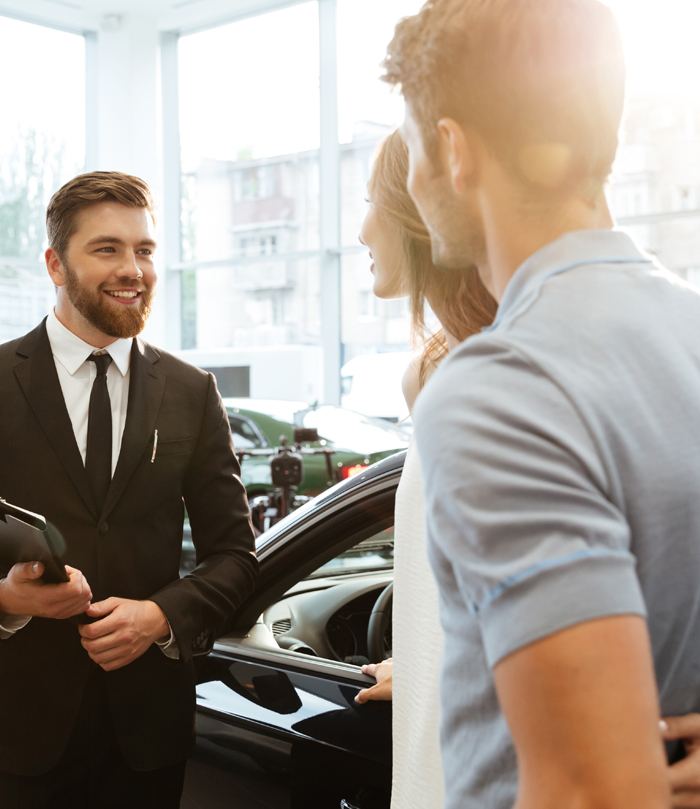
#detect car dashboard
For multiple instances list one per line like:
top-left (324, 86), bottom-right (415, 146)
top-left (260, 571), bottom-right (393, 663)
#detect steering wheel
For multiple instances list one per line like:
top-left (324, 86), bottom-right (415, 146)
top-left (367, 582), bottom-right (393, 664)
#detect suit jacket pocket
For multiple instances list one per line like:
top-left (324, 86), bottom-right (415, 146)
top-left (153, 438), bottom-right (194, 457)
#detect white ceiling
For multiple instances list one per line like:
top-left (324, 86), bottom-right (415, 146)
top-left (0, 0), bottom-right (304, 34)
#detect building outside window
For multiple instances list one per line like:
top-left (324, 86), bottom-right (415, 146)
top-left (358, 290), bottom-right (377, 320)
top-left (178, 2), bottom-right (320, 371)
top-left (0, 16), bottom-right (85, 343)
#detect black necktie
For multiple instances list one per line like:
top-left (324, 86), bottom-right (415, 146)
top-left (85, 353), bottom-right (113, 511)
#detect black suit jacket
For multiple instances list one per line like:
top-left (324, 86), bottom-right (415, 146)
top-left (0, 319), bottom-right (258, 776)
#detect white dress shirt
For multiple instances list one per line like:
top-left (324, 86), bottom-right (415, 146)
top-left (46, 308), bottom-right (132, 475)
top-left (0, 311), bottom-right (178, 656)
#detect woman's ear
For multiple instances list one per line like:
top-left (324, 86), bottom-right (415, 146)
top-left (437, 118), bottom-right (477, 194)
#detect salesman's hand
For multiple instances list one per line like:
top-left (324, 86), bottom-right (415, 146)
top-left (79, 598), bottom-right (170, 672)
top-left (662, 713), bottom-right (700, 808)
top-left (355, 658), bottom-right (393, 703)
top-left (0, 562), bottom-right (92, 619)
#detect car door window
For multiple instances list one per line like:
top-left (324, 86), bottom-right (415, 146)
top-left (307, 527), bottom-right (394, 578)
top-left (230, 415), bottom-right (265, 449)
top-left (257, 525), bottom-right (394, 664)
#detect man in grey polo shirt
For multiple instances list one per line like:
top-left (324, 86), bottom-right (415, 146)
top-left (384, 1), bottom-right (700, 807)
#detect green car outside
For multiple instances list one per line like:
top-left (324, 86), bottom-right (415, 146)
top-left (224, 398), bottom-right (410, 498)
top-left (181, 400), bottom-right (408, 572)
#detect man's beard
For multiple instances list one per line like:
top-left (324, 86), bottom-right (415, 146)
top-left (63, 262), bottom-right (155, 339)
top-left (428, 190), bottom-right (487, 274)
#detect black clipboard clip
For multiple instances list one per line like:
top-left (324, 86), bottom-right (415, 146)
top-left (0, 498), bottom-right (69, 584)
top-left (0, 498), bottom-right (46, 531)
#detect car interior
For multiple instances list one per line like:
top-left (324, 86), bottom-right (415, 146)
top-left (262, 527), bottom-right (394, 664)
top-left (218, 525), bottom-right (395, 669)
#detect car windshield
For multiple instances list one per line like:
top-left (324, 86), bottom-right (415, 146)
top-left (306, 526), bottom-right (394, 578)
top-left (296, 407), bottom-right (409, 453)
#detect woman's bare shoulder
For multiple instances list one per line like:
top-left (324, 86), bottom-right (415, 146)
top-left (401, 357), bottom-right (422, 413)
top-left (402, 353), bottom-right (439, 412)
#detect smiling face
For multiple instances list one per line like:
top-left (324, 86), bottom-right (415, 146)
top-left (47, 201), bottom-right (157, 346)
top-left (358, 202), bottom-right (407, 299)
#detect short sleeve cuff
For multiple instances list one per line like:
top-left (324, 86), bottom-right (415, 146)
top-left (479, 549), bottom-right (646, 668)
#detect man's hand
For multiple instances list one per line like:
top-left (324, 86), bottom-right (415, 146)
top-left (0, 562), bottom-right (92, 619)
top-left (662, 713), bottom-right (700, 808)
top-left (355, 658), bottom-right (393, 704)
top-left (494, 615), bottom-right (669, 809)
top-left (79, 598), bottom-right (170, 672)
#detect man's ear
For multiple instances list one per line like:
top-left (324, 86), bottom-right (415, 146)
top-left (437, 118), bottom-right (477, 194)
top-left (45, 248), bottom-right (66, 287)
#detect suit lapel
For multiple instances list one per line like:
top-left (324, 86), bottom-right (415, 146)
top-left (13, 321), bottom-right (99, 519)
top-left (101, 338), bottom-right (165, 522)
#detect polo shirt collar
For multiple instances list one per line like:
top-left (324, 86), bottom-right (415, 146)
top-left (46, 308), bottom-right (133, 377)
top-left (484, 228), bottom-right (654, 333)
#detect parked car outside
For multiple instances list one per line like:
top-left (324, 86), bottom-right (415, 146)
top-left (225, 398), bottom-right (409, 497)
top-left (181, 400), bottom-right (408, 572)
top-left (341, 353), bottom-right (413, 422)
top-left (181, 451), bottom-right (404, 809)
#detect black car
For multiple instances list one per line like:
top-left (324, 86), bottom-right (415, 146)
top-left (181, 451), bottom-right (405, 809)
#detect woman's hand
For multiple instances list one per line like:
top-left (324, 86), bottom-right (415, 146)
top-left (663, 714), bottom-right (700, 807)
top-left (355, 658), bottom-right (393, 703)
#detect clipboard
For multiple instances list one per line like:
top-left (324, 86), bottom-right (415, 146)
top-left (0, 498), bottom-right (69, 584)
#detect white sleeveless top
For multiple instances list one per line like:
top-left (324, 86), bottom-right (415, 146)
top-left (391, 437), bottom-right (445, 809)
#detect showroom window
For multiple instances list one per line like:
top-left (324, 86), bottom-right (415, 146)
top-left (170, 0), bottom-right (700, 405)
top-left (178, 2), bottom-right (320, 355)
top-left (0, 0), bottom-right (697, 410)
top-left (0, 17), bottom-right (85, 343)
top-left (605, 0), bottom-right (700, 276)
top-left (175, 0), bottom-right (424, 402)
top-left (337, 0), bottom-right (423, 371)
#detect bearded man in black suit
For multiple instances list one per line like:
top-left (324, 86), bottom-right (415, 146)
top-left (0, 171), bottom-right (258, 808)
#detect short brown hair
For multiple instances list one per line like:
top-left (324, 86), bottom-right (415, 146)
top-left (369, 131), bottom-right (497, 383)
top-left (46, 171), bottom-right (156, 261)
top-left (383, 0), bottom-right (625, 198)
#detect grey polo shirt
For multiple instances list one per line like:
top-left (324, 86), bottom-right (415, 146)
top-left (413, 229), bottom-right (700, 808)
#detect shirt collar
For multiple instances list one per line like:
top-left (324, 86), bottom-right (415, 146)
top-left (46, 309), bottom-right (133, 377)
top-left (484, 229), bottom-right (655, 333)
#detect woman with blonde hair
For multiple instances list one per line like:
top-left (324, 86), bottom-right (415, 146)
top-left (355, 129), bottom-right (497, 809)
